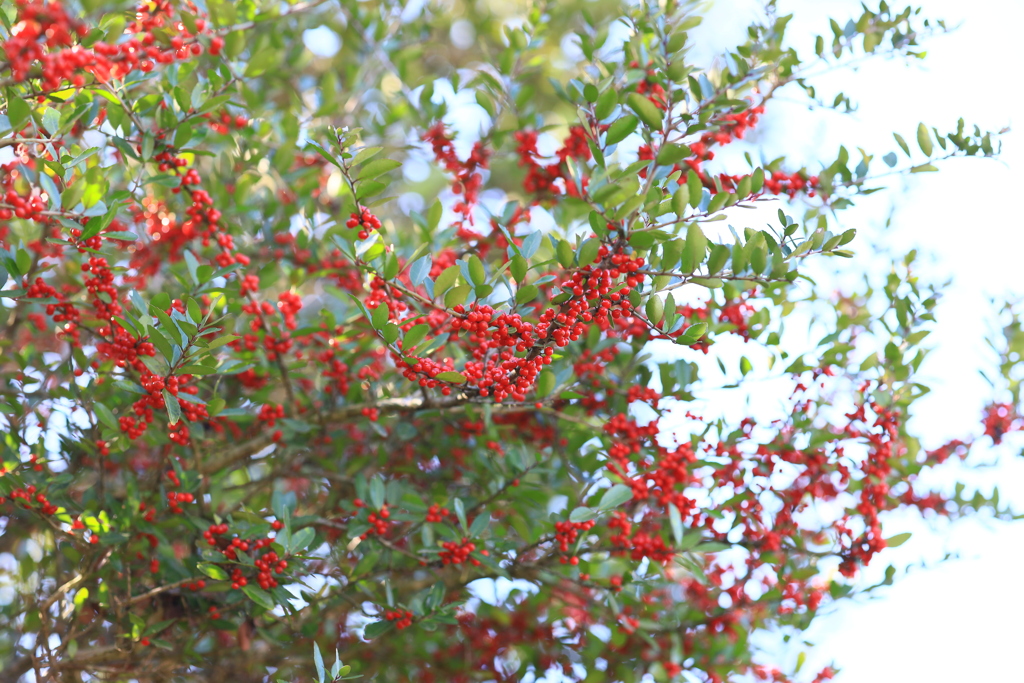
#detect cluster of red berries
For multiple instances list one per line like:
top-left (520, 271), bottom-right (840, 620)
top-left (253, 549), bottom-right (288, 590)
top-left (982, 402), bottom-right (1021, 445)
top-left (119, 370), bottom-right (207, 444)
top-left (631, 61), bottom-right (669, 110)
top-left (514, 127), bottom-right (592, 200)
top-left (554, 519), bottom-right (595, 564)
top-left (2, 186), bottom-right (47, 222)
top-left (3, 0), bottom-right (216, 91)
top-left (346, 206), bottom-right (382, 240)
top-left (2, 485), bottom-right (58, 515)
top-left (155, 149), bottom-right (190, 175)
top-left (390, 240), bottom-right (652, 404)
top-left (359, 504), bottom-right (391, 540)
top-left (165, 468), bottom-right (182, 487)
top-left (257, 403), bottom-right (285, 427)
top-left (68, 226), bottom-right (103, 252)
top-left (635, 99), bottom-right (822, 202)
top-left (201, 520), bottom-right (287, 591)
top-left (277, 291), bottom-right (303, 330)
top-left (166, 490), bottom-right (194, 514)
top-left (383, 609), bottom-right (414, 630)
top-left (439, 538), bottom-right (480, 566)
top-left (23, 277), bottom-right (81, 345)
top-left (424, 503), bottom-right (451, 523)
top-left (229, 567), bottom-right (248, 590)
top-left (138, 502), bottom-right (157, 523)
top-left (204, 110), bottom-right (249, 135)
top-left (130, 197), bottom-right (192, 269)
top-left (422, 123), bottom-right (490, 235)
top-left (203, 523), bottom-right (230, 545)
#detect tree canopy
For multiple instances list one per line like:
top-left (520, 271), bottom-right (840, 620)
top-left (0, 0), bottom-right (1012, 682)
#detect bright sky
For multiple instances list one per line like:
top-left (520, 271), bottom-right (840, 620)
top-left (686, 0), bottom-right (1024, 680)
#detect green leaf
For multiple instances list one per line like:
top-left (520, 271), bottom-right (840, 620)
top-left (893, 132), bottom-right (911, 156)
top-left (357, 158), bottom-right (402, 181)
top-left (61, 182), bottom-right (86, 210)
top-left (645, 295), bottom-right (664, 325)
top-left (444, 286), bottom-right (471, 308)
top-left (510, 254), bottom-right (528, 282)
top-left (656, 143), bottom-right (691, 165)
top-left (402, 324), bottom-right (429, 352)
top-left (163, 390), bottom-right (181, 425)
top-left (382, 323), bottom-right (401, 344)
top-left (536, 369), bottom-right (555, 397)
top-left (750, 167), bottom-right (765, 193)
top-left (434, 265), bottom-right (460, 294)
top-left (426, 199), bottom-right (443, 232)
top-left (370, 302), bottom-right (389, 330)
top-left (42, 107), bottom-right (61, 135)
top-left (369, 476), bottom-right (386, 510)
top-left (434, 371), bottom-right (466, 383)
top-left (516, 284), bottom-right (539, 305)
top-left (598, 484), bottom-right (633, 510)
top-left (314, 642), bottom-right (326, 683)
top-left (306, 140), bottom-right (341, 168)
top-left (104, 231), bottom-right (138, 241)
top-left (350, 146), bottom-right (384, 167)
top-left (569, 507), bottom-right (598, 523)
top-left (93, 402), bottom-right (119, 431)
top-left (577, 239), bottom-right (601, 267)
top-left (206, 334), bottom-right (238, 350)
top-left (679, 322), bottom-right (708, 343)
top-left (916, 123), bottom-right (933, 156)
top-left (363, 620), bottom-right (393, 639)
top-left (197, 563), bottom-right (229, 581)
top-left (669, 503), bottom-right (684, 547)
top-left (687, 172), bottom-right (702, 207)
top-left (625, 93), bottom-right (664, 130)
top-left (468, 512), bottom-right (490, 537)
top-left (290, 527), bottom-right (316, 554)
top-left (521, 231), bottom-right (542, 259)
top-left (6, 91), bottom-right (31, 127)
top-left (467, 255), bottom-right (486, 286)
top-left (453, 497), bottom-right (467, 532)
top-left (242, 585), bottom-right (276, 610)
top-left (693, 542), bottom-right (730, 553)
top-left (683, 224), bottom-right (707, 270)
top-left (556, 239), bottom-right (574, 268)
top-left (672, 186), bottom-right (689, 216)
top-left (37, 172), bottom-right (60, 210)
top-left (885, 532), bottom-right (912, 548)
top-left (409, 255), bottom-right (432, 286)
top-left (678, 533), bottom-right (702, 552)
top-left (605, 115), bottom-right (638, 146)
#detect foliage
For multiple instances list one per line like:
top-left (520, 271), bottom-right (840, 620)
top-left (0, 0), bottom-right (1010, 681)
